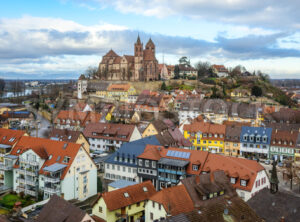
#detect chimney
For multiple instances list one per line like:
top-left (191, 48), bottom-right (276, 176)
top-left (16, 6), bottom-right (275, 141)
top-left (280, 216), bottom-right (285, 222)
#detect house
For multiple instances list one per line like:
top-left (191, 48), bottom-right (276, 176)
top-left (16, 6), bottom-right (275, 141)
top-left (240, 126), bottom-right (273, 159)
top-left (247, 188), bottom-right (300, 222)
top-left (36, 194), bottom-right (95, 222)
top-left (145, 184), bottom-right (194, 221)
top-left (103, 136), bottom-right (163, 184)
top-left (211, 65), bottom-right (228, 77)
top-left (183, 121), bottom-right (226, 154)
top-left (142, 119), bottom-right (171, 138)
top-left (86, 82), bottom-right (110, 98)
top-left (70, 102), bottom-right (94, 112)
top-left (83, 122), bottom-right (141, 152)
top-left (137, 145), bottom-right (269, 201)
top-left (5, 136), bottom-right (97, 200)
top-left (0, 103), bottom-right (25, 115)
top-left (2, 111), bottom-right (34, 128)
top-left (269, 129), bottom-right (299, 162)
top-left (178, 65), bottom-right (197, 78)
top-left (111, 109), bottom-right (140, 124)
top-left (163, 173), bottom-right (263, 221)
top-left (159, 64), bottom-right (175, 80)
top-left (54, 110), bottom-right (102, 131)
top-left (135, 91), bottom-right (166, 112)
top-left (0, 128), bottom-right (27, 188)
top-left (93, 153), bottom-right (112, 173)
top-left (230, 88), bottom-right (250, 98)
top-left (224, 125), bottom-right (242, 156)
top-left (49, 128), bottom-right (90, 153)
top-left (92, 181), bottom-right (156, 222)
top-left (264, 108), bottom-right (300, 124)
top-left (77, 75), bottom-right (88, 99)
top-left (107, 84), bottom-right (136, 102)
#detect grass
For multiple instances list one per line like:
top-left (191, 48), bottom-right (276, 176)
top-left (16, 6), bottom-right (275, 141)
top-left (0, 194), bottom-right (35, 209)
top-left (0, 208), bottom-right (10, 215)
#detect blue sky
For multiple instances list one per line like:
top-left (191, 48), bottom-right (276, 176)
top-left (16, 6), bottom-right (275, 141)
top-left (0, 0), bottom-right (300, 79)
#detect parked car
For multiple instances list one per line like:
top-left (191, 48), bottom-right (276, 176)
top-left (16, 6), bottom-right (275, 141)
top-left (264, 160), bottom-right (271, 165)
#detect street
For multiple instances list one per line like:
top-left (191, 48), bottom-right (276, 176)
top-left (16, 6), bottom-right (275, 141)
top-left (26, 104), bottom-right (51, 138)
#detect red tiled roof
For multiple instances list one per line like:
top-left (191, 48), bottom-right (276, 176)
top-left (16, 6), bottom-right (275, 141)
top-left (54, 111), bottom-right (101, 127)
top-left (83, 122), bottom-right (136, 142)
top-left (11, 136), bottom-right (81, 180)
top-left (0, 128), bottom-right (26, 146)
top-left (183, 122), bottom-right (226, 141)
top-left (104, 49), bottom-right (119, 57)
top-left (139, 145), bottom-right (265, 192)
top-left (150, 185), bottom-right (194, 216)
top-left (271, 130), bottom-right (298, 148)
top-left (100, 181), bottom-right (156, 211)
top-left (107, 84), bottom-right (131, 92)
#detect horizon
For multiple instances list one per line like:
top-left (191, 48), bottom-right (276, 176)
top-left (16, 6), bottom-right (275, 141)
top-left (1, 0), bottom-right (300, 79)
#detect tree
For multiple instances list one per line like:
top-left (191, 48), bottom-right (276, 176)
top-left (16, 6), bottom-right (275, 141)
top-left (270, 161), bottom-right (279, 193)
top-left (251, 85), bottom-right (263, 97)
top-left (161, 81), bottom-right (167, 91)
top-left (229, 65), bottom-right (246, 77)
top-left (179, 56), bottom-right (190, 66)
top-left (174, 65), bottom-right (180, 79)
top-left (195, 61), bottom-right (210, 78)
top-left (85, 66), bottom-right (98, 79)
top-left (0, 78), bottom-right (5, 95)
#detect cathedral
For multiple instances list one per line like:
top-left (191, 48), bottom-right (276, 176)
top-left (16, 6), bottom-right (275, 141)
top-left (98, 36), bottom-right (159, 81)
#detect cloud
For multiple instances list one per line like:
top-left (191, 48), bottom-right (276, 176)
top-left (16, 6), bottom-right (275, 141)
top-left (0, 16), bottom-right (300, 78)
top-left (92, 0), bottom-right (300, 30)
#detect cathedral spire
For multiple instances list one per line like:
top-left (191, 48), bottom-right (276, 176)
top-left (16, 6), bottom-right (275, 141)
top-left (136, 34), bottom-right (141, 44)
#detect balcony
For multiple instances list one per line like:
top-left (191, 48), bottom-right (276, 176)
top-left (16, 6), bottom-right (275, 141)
top-left (44, 176), bottom-right (61, 183)
top-left (25, 189), bottom-right (36, 196)
top-left (158, 168), bottom-right (186, 175)
top-left (19, 158), bottom-right (39, 166)
top-left (0, 164), bottom-right (12, 171)
top-left (17, 186), bottom-right (25, 193)
top-left (44, 186), bottom-right (61, 194)
top-left (18, 169), bottom-right (38, 177)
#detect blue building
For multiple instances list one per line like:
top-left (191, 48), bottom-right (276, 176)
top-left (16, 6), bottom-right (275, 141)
top-left (104, 136), bottom-right (162, 184)
top-left (240, 126), bottom-right (272, 159)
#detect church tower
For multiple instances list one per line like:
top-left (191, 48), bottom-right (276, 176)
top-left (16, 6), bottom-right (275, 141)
top-left (134, 35), bottom-right (143, 81)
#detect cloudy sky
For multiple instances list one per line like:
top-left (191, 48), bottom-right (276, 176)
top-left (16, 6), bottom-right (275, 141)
top-left (1, 0), bottom-right (300, 79)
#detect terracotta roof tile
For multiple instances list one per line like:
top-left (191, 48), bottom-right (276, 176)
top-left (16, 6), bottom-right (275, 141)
top-left (0, 128), bottom-right (26, 146)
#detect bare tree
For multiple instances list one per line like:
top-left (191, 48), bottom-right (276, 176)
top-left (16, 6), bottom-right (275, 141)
top-left (85, 66), bottom-right (98, 79)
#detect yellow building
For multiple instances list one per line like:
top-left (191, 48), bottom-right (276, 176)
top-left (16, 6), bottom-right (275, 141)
top-left (142, 120), bottom-right (170, 138)
top-left (183, 122), bottom-right (226, 154)
top-left (224, 125), bottom-right (242, 156)
top-left (107, 84), bottom-right (136, 102)
top-left (230, 89), bottom-right (250, 98)
top-left (92, 181), bottom-right (156, 222)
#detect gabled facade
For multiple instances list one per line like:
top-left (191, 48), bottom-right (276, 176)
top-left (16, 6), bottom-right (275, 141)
top-left (107, 84), bottom-right (136, 102)
top-left (92, 181), bottom-right (157, 222)
top-left (4, 136), bottom-right (97, 200)
top-left (0, 128), bottom-right (27, 188)
top-left (240, 126), bottom-right (272, 159)
top-left (183, 122), bottom-right (226, 154)
top-left (224, 125), bottom-right (242, 156)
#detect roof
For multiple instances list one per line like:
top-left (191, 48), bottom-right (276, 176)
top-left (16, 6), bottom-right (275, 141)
top-left (99, 181), bottom-right (156, 211)
top-left (83, 122), bottom-right (136, 142)
top-left (150, 185), bottom-right (194, 216)
top-left (105, 136), bottom-right (161, 166)
top-left (43, 163), bottom-right (68, 173)
top-left (11, 136), bottom-right (81, 180)
top-left (107, 84), bottom-right (131, 92)
top-left (104, 49), bottom-right (119, 57)
top-left (183, 122), bottom-right (226, 140)
top-left (108, 179), bottom-right (137, 189)
top-left (139, 145), bottom-right (265, 192)
top-left (158, 157), bottom-right (189, 167)
top-left (36, 194), bottom-right (88, 222)
top-left (271, 129), bottom-right (299, 148)
top-left (241, 126), bottom-right (273, 144)
top-left (0, 128), bottom-right (26, 146)
top-left (49, 129), bottom-right (82, 143)
top-left (247, 188), bottom-right (300, 222)
top-left (225, 125), bottom-right (242, 142)
top-left (54, 110), bottom-right (101, 127)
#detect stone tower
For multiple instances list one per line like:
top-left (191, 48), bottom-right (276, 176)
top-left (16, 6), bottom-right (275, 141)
top-left (134, 35), bottom-right (143, 81)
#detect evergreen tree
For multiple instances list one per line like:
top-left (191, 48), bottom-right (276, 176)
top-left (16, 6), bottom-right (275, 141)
top-left (270, 161), bottom-right (279, 193)
top-left (161, 81), bottom-right (167, 91)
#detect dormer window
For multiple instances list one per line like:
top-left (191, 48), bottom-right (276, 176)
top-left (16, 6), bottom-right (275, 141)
top-left (250, 135), bottom-right (254, 142)
top-left (214, 134), bottom-right (218, 138)
top-left (230, 177), bottom-right (236, 184)
top-left (209, 134), bottom-right (212, 137)
top-left (256, 135), bottom-right (261, 142)
top-left (209, 193), bottom-right (213, 199)
top-left (273, 140), bottom-right (276, 144)
top-left (192, 165), bottom-right (199, 171)
top-left (278, 141), bottom-right (281, 145)
top-left (243, 135), bottom-right (248, 141)
top-left (240, 180), bottom-right (247, 187)
top-left (263, 136), bottom-right (267, 143)
top-left (290, 141), bottom-right (293, 146)
top-left (284, 141), bottom-right (287, 145)
top-left (203, 134), bottom-right (207, 137)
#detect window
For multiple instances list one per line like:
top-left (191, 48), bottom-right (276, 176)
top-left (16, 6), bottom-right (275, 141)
top-left (150, 213), bottom-right (153, 220)
top-left (8, 137), bottom-right (15, 142)
top-left (128, 167), bottom-right (131, 173)
top-left (192, 165), bottom-right (199, 171)
top-left (230, 178), bottom-right (236, 184)
top-left (123, 166), bottom-right (126, 172)
top-left (152, 201), bottom-right (155, 208)
top-left (124, 192), bottom-right (129, 198)
top-left (240, 180), bottom-right (247, 187)
top-left (159, 204), bottom-right (161, 210)
top-left (136, 202), bottom-right (140, 207)
top-left (99, 206), bottom-right (102, 213)
top-left (145, 160), bottom-right (149, 167)
top-left (152, 161), bottom-right (156, 168)
top-left (63, 156), bottom-right (70, 163)
top-left (106, 164), bottom-right (110, 169)
top-left (139, 159), bottom-right (143, 166)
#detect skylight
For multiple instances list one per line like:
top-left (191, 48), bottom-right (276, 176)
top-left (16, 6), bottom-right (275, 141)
top-left (143, 187), bottom-right (148, 192)
top-left (63, 143), bottom-right (68, 149)
top-left (124, 192), bottom-right (129, 198)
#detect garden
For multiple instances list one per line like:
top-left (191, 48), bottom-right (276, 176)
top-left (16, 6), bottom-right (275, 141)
top-left (0, 193), bottom-right (35, 214)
